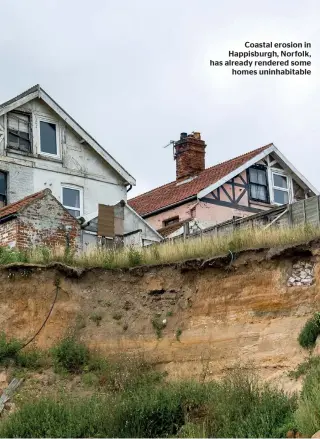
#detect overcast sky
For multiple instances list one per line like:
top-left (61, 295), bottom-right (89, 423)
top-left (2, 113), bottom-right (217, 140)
top-left (1, 0), bottom-right (319, 197)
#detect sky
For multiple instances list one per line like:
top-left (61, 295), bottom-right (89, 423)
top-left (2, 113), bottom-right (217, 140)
top-left (0, 0), bottom-right (319, 198)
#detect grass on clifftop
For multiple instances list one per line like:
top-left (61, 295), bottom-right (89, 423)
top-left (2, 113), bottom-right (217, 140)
top-left (0, 224), bottom-right (319, 269)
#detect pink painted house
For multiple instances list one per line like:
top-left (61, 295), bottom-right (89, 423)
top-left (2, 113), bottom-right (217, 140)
top-left (129, 132), bottom-right (318, 238)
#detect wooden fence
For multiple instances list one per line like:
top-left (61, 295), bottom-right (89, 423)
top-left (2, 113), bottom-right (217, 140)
top-left (183, 195), bottom-right (320, 240)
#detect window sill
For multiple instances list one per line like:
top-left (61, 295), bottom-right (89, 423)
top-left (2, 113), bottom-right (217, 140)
top-left (6, 148), bottom-right (35, 158)
top-left (6, 148), bottom-right (62, 164)
top-left (37, 154), bottom-right (62, 164)
top-left (249, 200), bottom-right (271, 207)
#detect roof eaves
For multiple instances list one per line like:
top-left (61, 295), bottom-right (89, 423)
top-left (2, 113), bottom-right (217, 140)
top-left (271, 144), bottom-right (319, 196)
top-left (197, 145), bottom-right (275, 199)
top-left (0, 85), bottom-right (136, 186)
top-left (39, 88), bottom-right (136, 186)
top-left (124, 202), bottom-right (163, 240)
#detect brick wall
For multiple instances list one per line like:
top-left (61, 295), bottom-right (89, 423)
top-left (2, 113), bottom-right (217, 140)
top-left (0, 219), bottom-right (18, 248)
top-left (17, 192), bottom-right (80, 249)
top-left (174, 133), bottom-right (206, 181)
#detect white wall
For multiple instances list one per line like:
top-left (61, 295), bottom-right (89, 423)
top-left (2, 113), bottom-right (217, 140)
top-left (0, 99), bottom-right (128, 216)
top-left (123, 205), bottom-right (161, 243)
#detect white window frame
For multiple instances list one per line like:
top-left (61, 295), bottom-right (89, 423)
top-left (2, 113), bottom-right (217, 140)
top-left (38, 116), bottom-right (60, 158)
top-left (271, 170), bottom-right (292, 205)
top-left (61, 185), bottom-right (83, 218)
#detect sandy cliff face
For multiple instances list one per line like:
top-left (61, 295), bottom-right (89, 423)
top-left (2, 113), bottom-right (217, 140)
top-left (1, 242), bottom-right (320, 392)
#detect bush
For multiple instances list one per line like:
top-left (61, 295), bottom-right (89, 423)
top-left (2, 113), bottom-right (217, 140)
top-left (0, 246), bottom-right (28, 264)
top-left (127, 247), bottom-right (143, 267)
top-left (298, 312), bottom-right (320, 349)
top-left (289, 356), bottom-right (320, 379)
top-left (203, 370), bottom-right (297, 438)
top-left (87, 354), bottom-right (164, 392)
top-left (0, 332), bottom-right (22, 365)
top-left (15, 348), bottom-right (47, 370)
top-left (294, 356), bottom-right (320, 436)
top-left (0, 397), bottom-right (112, 438)
top-left (0, 373), bottom-right (296, 438)
top-left (51, 337), bottom-right (89, 373)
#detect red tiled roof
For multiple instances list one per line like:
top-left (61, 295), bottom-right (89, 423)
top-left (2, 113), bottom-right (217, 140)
top-left (0, 189), bottom-right (48, 220)
top-left (129, 144), bottom-right (271, 216)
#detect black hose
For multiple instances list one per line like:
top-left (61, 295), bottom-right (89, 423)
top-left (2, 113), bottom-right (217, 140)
top-left (17, 281), bottom-right (60, 352)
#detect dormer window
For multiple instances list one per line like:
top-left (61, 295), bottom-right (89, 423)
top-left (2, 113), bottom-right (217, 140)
top-left (248, 165), bottom-right (269, 203)
top-left (7, 112), bottom-right (31, 153)
top-left (272, 172), bottom-right (289, 204)
top-left (40, 120), bottom-right (59, 157)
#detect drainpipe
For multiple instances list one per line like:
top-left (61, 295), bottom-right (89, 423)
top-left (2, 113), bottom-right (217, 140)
top-left (126, 184), bottom-right (132, 193)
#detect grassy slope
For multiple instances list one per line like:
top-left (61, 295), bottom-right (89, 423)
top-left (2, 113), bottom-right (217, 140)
top-left (0, 225), bottom-right (319, 269)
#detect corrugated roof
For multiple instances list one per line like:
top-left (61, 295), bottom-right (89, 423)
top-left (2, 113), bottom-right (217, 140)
top-left (129, 144), bottom-right (271, 216)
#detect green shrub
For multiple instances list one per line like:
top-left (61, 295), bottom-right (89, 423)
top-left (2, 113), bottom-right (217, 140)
top-left (0, 332), bottom-right (22, 365)
top-left (0, 397), bottom-right (112, 438)
top-left (289, 356), bottom-right (320, 379)
top-left (0, 370), bottom-right (296, 438)
top-left (298, 313), bottom-right (320, 349)
top-left (51, 337), bottom-right (89, 373)
top-left (294, 356), bottom-right (320, 436)
top-left (0, 246), bottom-right (28, 264)
top-left (202, 370), bottom-right (297, 438)
top-left (151, 317), bottom-right (166, 338)
top-left (127, 247), bottom-right (143, 266)
top-left (87, 354), bottom-right (164, 392)
top-left (15, 348), bottom-right (47, 370)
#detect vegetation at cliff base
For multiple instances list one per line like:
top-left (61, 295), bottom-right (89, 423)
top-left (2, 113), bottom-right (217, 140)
top-left (298, 312), bottom-right (320, 349)
top-left (0, 367), bottom-right (297, 438)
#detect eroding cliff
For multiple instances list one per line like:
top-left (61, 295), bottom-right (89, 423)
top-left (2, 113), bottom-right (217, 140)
top-left (1, 240), bottom-right (320, 392)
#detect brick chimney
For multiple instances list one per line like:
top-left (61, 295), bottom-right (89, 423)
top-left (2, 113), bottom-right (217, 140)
top-left (174, 132), bottom-right (206, 181)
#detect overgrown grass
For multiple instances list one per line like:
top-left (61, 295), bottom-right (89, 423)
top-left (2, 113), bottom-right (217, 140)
top-left (295, 355), bottom-right (320, 436)
top-left (0, 369), bottom-right (296, 438)
top-left (1, 224), bottom-right (319, 269)
top-left (298, 312), bottom-right (320, 349)
top-left (85, 353), bottom-right (164, 392)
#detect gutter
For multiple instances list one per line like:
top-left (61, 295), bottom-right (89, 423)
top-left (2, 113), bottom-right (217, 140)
top-left (0, 213), bottom-right (17, 225)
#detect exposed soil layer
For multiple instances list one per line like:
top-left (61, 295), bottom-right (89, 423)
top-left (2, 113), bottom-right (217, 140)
top-left (2, 240), bottom-right (320, 392)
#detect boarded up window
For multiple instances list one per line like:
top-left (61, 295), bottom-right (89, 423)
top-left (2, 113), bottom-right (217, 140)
top-left (97, 204), bottom-right (115, 237)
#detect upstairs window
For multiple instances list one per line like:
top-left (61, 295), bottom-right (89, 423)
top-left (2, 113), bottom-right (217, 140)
top-left (40, 121), bottom-right (58, 156)
top-left (0, 172), bottom-right (7, 208)
top-left (163, 216), bottom-right (179, 227)
top-left (62, 186), bottom-right (82, 217)
top-left (7, 112), bottom-right (31, 153)
top-left (248, 166), bottom-right (268, 203)
top-left (272, 172), bottom-right (289, 204)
